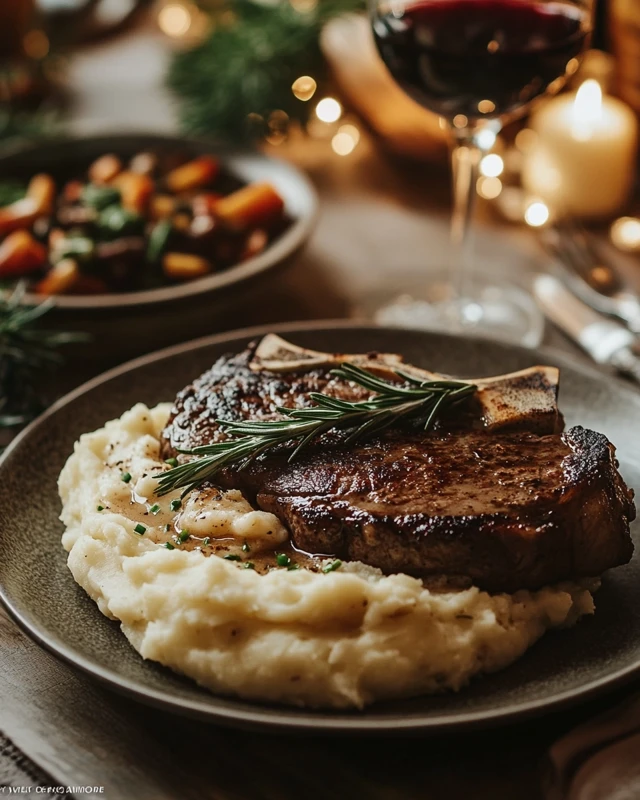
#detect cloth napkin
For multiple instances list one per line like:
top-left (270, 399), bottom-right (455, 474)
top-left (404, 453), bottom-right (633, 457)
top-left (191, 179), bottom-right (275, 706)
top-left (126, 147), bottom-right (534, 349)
top-left (544, 692), bottom-right (640, 800)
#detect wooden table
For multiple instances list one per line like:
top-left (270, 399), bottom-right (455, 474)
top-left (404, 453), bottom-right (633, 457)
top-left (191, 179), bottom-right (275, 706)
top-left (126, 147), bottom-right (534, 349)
top-left (1, 13), bottom-right (638, 799)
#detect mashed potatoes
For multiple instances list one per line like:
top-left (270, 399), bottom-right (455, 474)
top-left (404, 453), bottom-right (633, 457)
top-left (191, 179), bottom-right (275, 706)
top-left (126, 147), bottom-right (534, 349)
top-left (58, 403), bottom-right (597, 709)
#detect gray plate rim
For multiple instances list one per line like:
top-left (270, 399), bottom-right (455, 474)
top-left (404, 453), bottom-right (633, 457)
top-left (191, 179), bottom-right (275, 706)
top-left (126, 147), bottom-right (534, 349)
top-left (2, 319), bottom-right (640, 733)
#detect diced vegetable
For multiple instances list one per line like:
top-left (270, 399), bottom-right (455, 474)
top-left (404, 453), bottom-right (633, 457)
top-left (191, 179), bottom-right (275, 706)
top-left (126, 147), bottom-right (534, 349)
top-left (172, 212), bottom-right (191, 233)
top-left (0, 198), bottom-right (39, 236)
top-left (98, 205), bottom-right (144, 239)
top-left (129, 152), bottom-right (157, 175)
top-left (147, 220), bottom-right (173, 263)
top-left (82, 184), bottom-right (121, 210)
top-left (165, 156), bottom-right (219, 193)
top-left (113, 171), bottom-right (154, 214)
top-left (63, 180), bottom-right (83, 204)
top-left (150, 194), bottom-right (175, 220)
top-left (192, 192), bottom-right (223, 218)
top-left (89, 154), bottom-right (122, 185)
top-left (34, 258), bottom-right (80, 295)
top-left (241, 229), bottom-right (268, 260)
top-left (0, 230), bottom-right (47, 277)
top-left (26, 174), bottom-right (56, 216)
top-left (162, 252), bottom-right (211, 281)
top-left (52, 235), bottom-right (95, 264)
top-left (215, 183), bottom-right (284, 230)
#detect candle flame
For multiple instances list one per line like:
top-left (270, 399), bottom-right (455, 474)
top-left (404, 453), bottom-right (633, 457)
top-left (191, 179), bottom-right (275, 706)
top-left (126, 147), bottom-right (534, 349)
top-left (572, 79), bottom-right (602, 141)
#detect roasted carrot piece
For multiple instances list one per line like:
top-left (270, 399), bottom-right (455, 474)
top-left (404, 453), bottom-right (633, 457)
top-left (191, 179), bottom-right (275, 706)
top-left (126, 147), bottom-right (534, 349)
top-left (89, 154), bottom-right (122, 185)
top-left (215, 183), bottom-right (284, 230)
top-left (150, 194), bottom-right (176, 220)
top-left (27, 173), bottom-right (56, 215)
top-left (165, 156), bottom-right (219, 193)
top-left (113, 171), bottom-right (154, 214)
top-left (0, 230), bottom-right (47, 277)
top-left (0, 198), bottom-right (38, 236)
top-left (162, 252), bottom-right (211, 280)
top-left (34, 258), bottom-right (80, 295)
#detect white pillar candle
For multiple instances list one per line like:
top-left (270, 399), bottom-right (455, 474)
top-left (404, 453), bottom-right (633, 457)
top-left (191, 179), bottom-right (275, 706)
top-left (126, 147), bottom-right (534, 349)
top-left (522, 80), bottom-right (638, 220)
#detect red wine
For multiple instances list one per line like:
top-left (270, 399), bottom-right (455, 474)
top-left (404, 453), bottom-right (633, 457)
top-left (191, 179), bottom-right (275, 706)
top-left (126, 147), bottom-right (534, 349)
top-left (373, 0), bottom-right (590, 122)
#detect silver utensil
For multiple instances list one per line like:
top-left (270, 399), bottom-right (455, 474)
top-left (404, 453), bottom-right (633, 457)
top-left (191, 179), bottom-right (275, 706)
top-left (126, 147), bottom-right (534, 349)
top-left (540, 220), bottom-right (640, 334)
top-left (534, 274), bottom-right (640, 384)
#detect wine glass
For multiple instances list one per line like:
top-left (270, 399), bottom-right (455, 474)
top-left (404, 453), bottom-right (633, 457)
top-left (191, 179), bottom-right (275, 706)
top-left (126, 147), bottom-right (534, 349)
top-left (369, 0), bottom-right (594, 344)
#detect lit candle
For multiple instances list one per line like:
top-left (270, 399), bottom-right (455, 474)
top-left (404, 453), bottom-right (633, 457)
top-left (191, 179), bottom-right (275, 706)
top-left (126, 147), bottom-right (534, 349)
top-left (522, 80), bottom-right (638, 220)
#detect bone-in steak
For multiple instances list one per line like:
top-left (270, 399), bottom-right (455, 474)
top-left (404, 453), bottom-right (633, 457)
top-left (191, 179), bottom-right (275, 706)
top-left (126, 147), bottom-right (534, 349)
top-left (161, 341), bottom-right (635, 592)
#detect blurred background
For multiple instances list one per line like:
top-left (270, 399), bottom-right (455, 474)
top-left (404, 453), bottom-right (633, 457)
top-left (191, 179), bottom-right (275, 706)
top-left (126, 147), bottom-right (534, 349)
top-left (1, 0), bottom-right (640, 401)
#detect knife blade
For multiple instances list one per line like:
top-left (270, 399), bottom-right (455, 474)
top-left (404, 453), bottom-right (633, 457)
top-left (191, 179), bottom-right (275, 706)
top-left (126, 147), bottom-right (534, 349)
top-left (534, 274), bottom-right (640, 384)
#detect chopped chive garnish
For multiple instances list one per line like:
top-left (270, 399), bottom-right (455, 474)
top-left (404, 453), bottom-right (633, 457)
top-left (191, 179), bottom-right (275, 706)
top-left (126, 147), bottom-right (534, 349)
top-left (224, 554), bottom-right (241, 561)
top-left (97, 505), bottom-right (104, 512)
top-left (177, 530), bottom-right (190, 543)
top-left (134, 523), bottom-right (146, 535)
top-left (202, 537), bottom-right (210, 546)
top-left (243, 562), bottom-right (255, 570)
top-left (164, 523), bottom-right (171, 532)
top-left (242, 542), bottom-right (250, 552)
top-left (287, 564), bottom-right (300, 571)
top-left (164, 542), bottom-right (175, 550)
top-left (149, 503), bottom-right (161, 515)
top-left (165, 457), bottom-right (179, 468)
top-left (170, 498), bottom-right (181, 511)
top-left (276, 553), bottom-right (291, 567)
top-left (322, 559), bottom-right (342, 574)
top-left (121, 472), bottom-right (132, 483)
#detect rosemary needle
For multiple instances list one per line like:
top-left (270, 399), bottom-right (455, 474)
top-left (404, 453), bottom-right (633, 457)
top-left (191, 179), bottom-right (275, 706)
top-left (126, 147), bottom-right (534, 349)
top-left (155, 363), bottom-right (477, 497)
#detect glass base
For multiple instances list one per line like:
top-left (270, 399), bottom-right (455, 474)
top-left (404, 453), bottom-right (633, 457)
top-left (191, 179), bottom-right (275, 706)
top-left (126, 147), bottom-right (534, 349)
top-left (372, 274), bottom-right (544, 348)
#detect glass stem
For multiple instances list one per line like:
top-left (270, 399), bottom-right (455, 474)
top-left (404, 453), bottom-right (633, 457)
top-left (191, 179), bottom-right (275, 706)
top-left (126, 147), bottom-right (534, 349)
top-left (448, 127), bottom-right (493, 307)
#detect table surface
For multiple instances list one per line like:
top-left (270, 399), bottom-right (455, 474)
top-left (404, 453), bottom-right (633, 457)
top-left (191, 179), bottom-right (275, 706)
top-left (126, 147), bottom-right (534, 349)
top-left (1, 12), bottom-right (639, 800)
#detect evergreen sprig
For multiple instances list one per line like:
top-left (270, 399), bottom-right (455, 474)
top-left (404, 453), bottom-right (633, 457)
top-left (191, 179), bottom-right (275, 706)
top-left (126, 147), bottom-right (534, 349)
top-left (168, 0), bottom-right (363, 141)
top-left (155, 363), bottom-right (477, 497)
top-left (0, 283), bottom-right (86, 430)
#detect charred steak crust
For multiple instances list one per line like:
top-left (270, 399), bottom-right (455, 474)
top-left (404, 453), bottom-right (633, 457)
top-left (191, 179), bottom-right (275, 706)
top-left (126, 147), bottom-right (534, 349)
top-left (161, 344), bottom-right (636, 592)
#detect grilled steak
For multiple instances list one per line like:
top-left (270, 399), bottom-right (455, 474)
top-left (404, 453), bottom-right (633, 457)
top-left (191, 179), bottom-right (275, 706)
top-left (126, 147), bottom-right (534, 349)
top-left (162, 339), bottom-right (635, 592)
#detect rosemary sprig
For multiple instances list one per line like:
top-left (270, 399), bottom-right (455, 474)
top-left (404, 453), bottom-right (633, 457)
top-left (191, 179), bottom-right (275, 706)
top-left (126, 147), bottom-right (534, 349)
top-left (155, 363), bottom-right (477, 497)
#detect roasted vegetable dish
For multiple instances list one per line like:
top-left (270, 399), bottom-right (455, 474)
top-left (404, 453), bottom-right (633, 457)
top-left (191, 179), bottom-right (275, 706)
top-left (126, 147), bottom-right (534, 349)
top-left (0, 151), bottom-right (288, 295)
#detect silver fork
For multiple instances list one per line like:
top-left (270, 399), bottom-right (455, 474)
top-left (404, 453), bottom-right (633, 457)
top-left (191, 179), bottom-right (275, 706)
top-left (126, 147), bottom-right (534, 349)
top-left (540, 219), bottom-right (640, 334)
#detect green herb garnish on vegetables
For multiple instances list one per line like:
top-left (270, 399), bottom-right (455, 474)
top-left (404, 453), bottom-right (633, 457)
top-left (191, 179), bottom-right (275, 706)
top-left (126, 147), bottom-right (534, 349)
top-left (242, 542), bottom-right (250, 553)
top-left (170, 498), bottom-right (181, 511)
top-left (149, 503), bottom-right (161, 515)
top-left (53, 236), bottom-right (95, 265)
top-left (224, 554), bottom-right (241, 561)
top-left (155, 364), bottom-right (477, 498)
top-left (164, 542), bottom-right (175, 550)
top-left (322, 559), bottom-right (342, 574)
top-left (276, 553), bottom-right (290, 567)
top-left (177, 529), bottom-right (190, 543)
top-left (243, 562), bottom-right (255, 570)
top-left (165, 457), bottom-right (179, 468)
top-left (98, 204), bottom-right (144, 239)
top-left (134, 523), bottom-right (146, 535)
top-left (147, 220), bottom-right (173, 263)
top-left (121, 472), bottom-right (132, 483)
top-left (82, 184), bottom-right (121, 210)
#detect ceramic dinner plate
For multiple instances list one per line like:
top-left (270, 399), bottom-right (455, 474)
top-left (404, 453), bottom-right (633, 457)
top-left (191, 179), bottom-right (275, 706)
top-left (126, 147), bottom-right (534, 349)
top-left (1, 322), bottom-right (640, 733)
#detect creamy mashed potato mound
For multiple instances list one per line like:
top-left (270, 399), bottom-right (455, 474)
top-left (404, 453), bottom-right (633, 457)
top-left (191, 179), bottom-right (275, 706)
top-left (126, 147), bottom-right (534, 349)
top-left (59, 403), bottom-right (597, 709)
